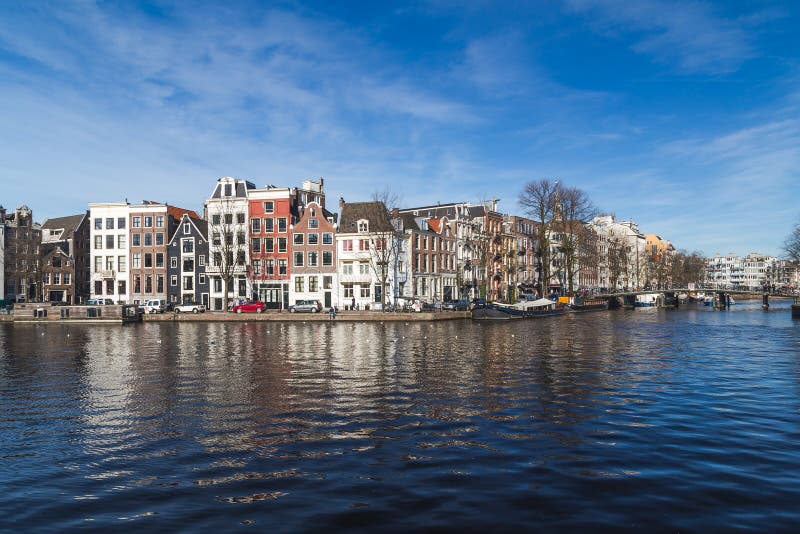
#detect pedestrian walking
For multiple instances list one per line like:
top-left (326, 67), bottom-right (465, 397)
top-left (351, 297), bottom-right (356, 311)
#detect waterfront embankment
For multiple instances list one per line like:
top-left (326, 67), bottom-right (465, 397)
top-left (143, 311), bottom-right (470, 322)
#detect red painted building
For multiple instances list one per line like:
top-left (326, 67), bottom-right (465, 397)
top-left (248, 187), bottom-right (295, 309)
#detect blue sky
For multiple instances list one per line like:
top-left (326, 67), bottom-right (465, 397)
top-left (1, 1), bottom-right (798, 256)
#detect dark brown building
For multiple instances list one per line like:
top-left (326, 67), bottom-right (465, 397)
top-left (2, 205), bottom-right (42, 302)
top-left (40, 213), bottom-right (90, 304)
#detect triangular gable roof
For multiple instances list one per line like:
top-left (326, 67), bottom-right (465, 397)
top-left (168, 213), bottom-right (208, 245)
top-left (339, 201), bottom-right (394, 233)
top-left (41, 213), bottom-right (85, 234)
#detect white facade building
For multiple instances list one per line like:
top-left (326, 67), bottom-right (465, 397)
top-left (204, 177), bottom-right (254, 310)
top-left (588, 215), bottom-right (647, 290)
top-left (706, 253), bottom-right (777, 290)
top-left (88, 203), bottom-right (130, 302)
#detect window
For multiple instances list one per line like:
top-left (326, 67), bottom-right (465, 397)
top-left (342, 262), bottom-right (353, 275)
top-left (308, 233), bottom-right (318, 245)
top-left (131, 254), bottom-right (140, 269)
top-left (236, 212), bottom-right (245, 224)
top-left (237, 231), bottom-right (246, 245)
top-left (144, 233), bottom-right (152, 247)
top-left (144, 253), bottom-right (152, 268)
top-left (295, 277), bottom-right (304, 293)
top-left (182, 258), bottom-right (194, 272)
top-left (95, 280), bottom-right (102, 294)
top-left (265, 238), bottom-right (274, 253)
top-left (106, 235), bottom-right (114, 249)
top-left (224, 213), bottom-right (233, 225)
top-left (156, 275), bottom-right (164, 293)
top-left (278, 238), bottom-right (287, 253)
top-left (278, 218), bottom-right (287, 233)
top-left (156, 215), bottom-right (164, 228)
top-left (145, 275), bottom-right (153, 293)
top-left (278, 259), bottom-right (287, 275)
top-left (94, 236), bottom-right (102, 249)
top-left (308, 251), bottom-right (318, 267)
top-left (253, 259), bottom-right (261, 275)
top-left (323, 233), bottom-right (333, 245)
top-left (94, 218), bottom-right (102, 230)
top-left (359, 239), bottom-right (369, 251)
top-left (156, 233), bottom-right (164, 246)
top-left (294, 252), bottom-right (304, 266)
top-left (183, 276), bottom-right (193, 291)
top-left (64, 273), bottom-right (71, 285)
top-left (323, 276), bottom-right (332, 289)
top-left (264, 218), bottom-right (274, 232)
top-left (309, 276), bottom-right (318, 292)
top-left (54, 273), bottom-right (62, 285)
top-left (133, 217), bottom-right (141, 228)
top-left (183, 223), bottom-right (190, 235)
top-left (322, 251), bottom-right (333, 266)
top-left (212, 214), bottom-right (220, 225)
top-left (264, 201), bottom-right (274, 213)
top-left (182, 239), bottom-right (193, 253)
top-left (251, 238), bottom-right (261, 254)
top-left (171, 275), bottom-right (178, 287)
top-left (43, 273), bottom-right (50, 284)
top-left (118, 235), bottom-right (126, 249)
top-left (266, 259), bottom-right (274, 275)
top-left (212, 232), bottom-right (220, 246)
top-left (118, 257), bottom-right (126, 272)
top-left (133, 275), bottom-right (141, 293)
top-left (342, 240), bottom-right (353, 252)
top-left (118, 217), bottom-right (126, 229)
top-left (343, 283), bottom-right (354, 298)
top-left (224, 183), bottom-right (232, 196)
top-left (198, 255), bottom-right (205, 266)
top-left (308, 219), bottom-right (318, 229)
top-left (294, 234), bottom-right (304, 245)
top-left (359, 263), bottom-right (369, 275)
top-left (156, 253), bottom-right (164, 268)
top-left (171, 257), bottom-right (178, 269)
top-left (199, 274), bottom-right (206, 285)
top-left (374, 285), bottom-right (382, 303)
top-left (144, 216), bottom-right (153, 228)
top-left (106, 218), bottom-right (114, 229)
top-left (133, 234), bottom-right (141, 246)
top-left (117, 280), bottom-right (126, 296)
top-left (358, 220), bottom-right (368, 232)
top-left (214, 278), bottom-right (222, 292)
top-left (251, 218), bottom-right (261, 233)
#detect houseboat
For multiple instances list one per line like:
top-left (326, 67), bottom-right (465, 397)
top-left (471, 299), bottom-right (568, 320)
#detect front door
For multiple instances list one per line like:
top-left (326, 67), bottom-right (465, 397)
top-left (263, 288), bottom-right (281, 310)
top-left (324, 291), bottom-right (331, 308)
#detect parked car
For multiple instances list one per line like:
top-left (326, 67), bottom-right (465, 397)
top-left (143, 299), bottom-right (167, 314)
top-left (232, 300), bottom-right (266, 313)
top-left (288, 300), bottom-right (322, 313)
top-left (442, 299), bottom-right (470, 311)
top-left (174, 303), bottom-right (206, 314)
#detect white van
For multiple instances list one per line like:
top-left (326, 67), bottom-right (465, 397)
top-left (143, 299), bottom-right (166, 314)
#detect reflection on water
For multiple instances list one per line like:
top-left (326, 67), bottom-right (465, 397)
top-left (2, 301), bottom-right (800, 531)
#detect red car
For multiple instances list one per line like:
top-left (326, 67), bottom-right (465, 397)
top-left (232, 300), bottom-right (266, 314)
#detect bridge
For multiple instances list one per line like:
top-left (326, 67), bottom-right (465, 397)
top-left (593, 288), bottom-right (797, 312)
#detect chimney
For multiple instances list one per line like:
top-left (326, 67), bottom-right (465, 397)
top-left (0, 205), bottom-right (5, 223)
top-left (339, 197), bottom-right (345, 210)
top-left (391, 208), bottom-right (399, 219)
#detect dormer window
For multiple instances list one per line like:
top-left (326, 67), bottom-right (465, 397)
top-left (357, 220), bottom-right (368, 233)
top-left (224, 183), bottom-right (233, 196)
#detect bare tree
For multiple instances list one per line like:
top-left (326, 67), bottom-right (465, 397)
top-left (207, 197), bottom-right (248, 312)
top-left (784, 221), bottom-right (800, 265)
top-left (670, 250), bottom-right (707, 288)
top-left (369, 188), bottom-right (403, 310)
top-left (463, 218), bottom-right (490, 299)
top-left (554, 186), bottom-right (596, 294)
top-left (519, 179), bottom-right (559, 295)
top-left (607, 232), bottom-right (629, 290)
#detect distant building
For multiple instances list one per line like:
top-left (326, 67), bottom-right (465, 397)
top-left (2, 205), bottom-right (42, 302)
top-left (706, 253), bottom-right (777, 290)
top-left (40, 212), bottom-right (90, 304)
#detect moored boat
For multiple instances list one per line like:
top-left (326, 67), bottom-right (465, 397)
top-left (471, 299), bottom-right (568, 320)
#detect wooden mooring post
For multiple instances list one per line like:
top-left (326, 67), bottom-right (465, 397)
top-left (762, 293), bottom-right (770, 311)
top-left (792, 297), bottom-right (800, 319)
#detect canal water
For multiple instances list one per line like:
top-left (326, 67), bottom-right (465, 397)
top-left (2, 301), bottom-right (799, 531)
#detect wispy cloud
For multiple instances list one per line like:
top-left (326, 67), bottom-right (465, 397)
top-left (564, 0), bottom-right (756, 74)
